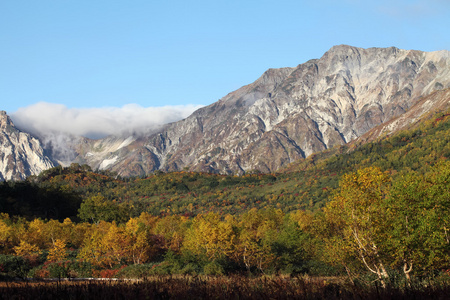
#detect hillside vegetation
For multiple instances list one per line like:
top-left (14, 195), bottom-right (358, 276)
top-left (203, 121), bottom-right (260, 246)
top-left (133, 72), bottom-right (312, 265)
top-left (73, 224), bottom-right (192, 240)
top-left (1, 110), bottom-right (449, 221)
top-left (0, 109), bottom-right (449, 290)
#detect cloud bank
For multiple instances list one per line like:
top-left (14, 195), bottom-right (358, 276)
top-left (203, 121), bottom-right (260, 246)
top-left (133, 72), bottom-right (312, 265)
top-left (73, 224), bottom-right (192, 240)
top-left (10, 102), bottom-right (204, 139)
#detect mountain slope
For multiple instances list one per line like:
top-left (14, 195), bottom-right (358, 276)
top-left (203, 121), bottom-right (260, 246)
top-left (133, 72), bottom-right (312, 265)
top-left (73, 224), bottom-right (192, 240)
top-left (0, 111), bottom-right (55, 180)
top-left (73, 45), bottom-right (450, 177)
top-left (349, 87), bottom-right (450, 147)
top-left (8, 105), bottom-right (450, 219)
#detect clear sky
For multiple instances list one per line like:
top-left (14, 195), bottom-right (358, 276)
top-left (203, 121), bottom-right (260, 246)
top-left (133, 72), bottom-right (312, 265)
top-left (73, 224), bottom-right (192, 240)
top-left (1, 0), bottom-right (450, 138)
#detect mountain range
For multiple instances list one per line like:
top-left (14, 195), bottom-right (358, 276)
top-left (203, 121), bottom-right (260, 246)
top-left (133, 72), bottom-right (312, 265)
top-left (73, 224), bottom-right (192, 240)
top-left (1, 45), bottom-right (450, 180)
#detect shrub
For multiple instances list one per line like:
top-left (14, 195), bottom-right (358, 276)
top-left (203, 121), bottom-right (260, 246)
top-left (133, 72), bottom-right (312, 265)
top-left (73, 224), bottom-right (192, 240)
top-left (116, 263), bottom-right (153, 279)
top-left (67, 261), bottom-right (96, 278)
top-left (0, 254), bottom-right (31, 280)
top-left (203, 261), bottom-right (224, 276)
top-left (180, 263), bottom-right (201, 275)
top-left (95, 267), bottom-right (126, 278)
top-left (148, 261), bottom-right (175, 275)
top-left (47, 261), bottom-right (71, 278)
top-left (28, 265), bottom-right (50, 279)
top-left (28, 260), bottom-right (96, 279)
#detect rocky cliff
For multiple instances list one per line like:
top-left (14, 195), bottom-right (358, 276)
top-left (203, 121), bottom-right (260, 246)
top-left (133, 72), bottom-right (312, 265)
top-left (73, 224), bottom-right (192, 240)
top-left (349, 87), bottom-right (450, 147)
top-left (0, 111), bottom-right (55, 180)
top-left (71, 45), bottom-right (450, 176)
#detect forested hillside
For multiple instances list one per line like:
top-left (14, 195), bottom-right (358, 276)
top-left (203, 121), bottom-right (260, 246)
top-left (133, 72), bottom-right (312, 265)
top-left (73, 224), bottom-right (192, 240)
top-left (1, 110), bottom-right (449, 221)
top-left (0, 109), bottom-right (449, 284)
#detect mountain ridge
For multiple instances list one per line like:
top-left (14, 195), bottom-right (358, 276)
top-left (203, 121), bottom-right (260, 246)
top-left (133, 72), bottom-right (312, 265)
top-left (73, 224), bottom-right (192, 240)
top-left (70, 45), bottom-right (449, 177)
top-left (2, 44), bottom-right (450, 180)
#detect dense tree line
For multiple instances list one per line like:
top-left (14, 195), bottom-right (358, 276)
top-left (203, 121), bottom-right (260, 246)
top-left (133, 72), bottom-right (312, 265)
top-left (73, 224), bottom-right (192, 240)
top-left (0, 161), bottom-right (448, 284)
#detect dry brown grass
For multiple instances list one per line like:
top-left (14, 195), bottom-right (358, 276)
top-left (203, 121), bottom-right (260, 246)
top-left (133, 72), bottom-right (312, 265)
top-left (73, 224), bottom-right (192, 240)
top-left (0, 275), bottom-right (449, 300)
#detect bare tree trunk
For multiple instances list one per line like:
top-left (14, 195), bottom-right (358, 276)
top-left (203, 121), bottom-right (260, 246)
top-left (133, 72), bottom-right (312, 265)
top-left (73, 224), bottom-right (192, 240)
top-left (444, 226), bottom-right (449, 244)
top-left (378, 260), bottom-right (389, 281)
top-left (344, 265), bottom-right (355, 285)
top-left (258, 258), bottom-right (265, 274)
top-left (359, 252), bottom-right (388, 288)
top-left (353, 229), bottom-right (389, 288)
top-left (242, 246), bottom-right (250, 272)
top-left (403, 262), bottom-right (413, 286)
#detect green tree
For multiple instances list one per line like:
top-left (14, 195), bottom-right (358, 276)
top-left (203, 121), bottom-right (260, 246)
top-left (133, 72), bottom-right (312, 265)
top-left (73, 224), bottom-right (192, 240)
top-left (271, 213), bottom-right (313, 274)
top-left (386, 161), bottom-right (450, 280)
top-left (78, 195), bottom-right (129, 223)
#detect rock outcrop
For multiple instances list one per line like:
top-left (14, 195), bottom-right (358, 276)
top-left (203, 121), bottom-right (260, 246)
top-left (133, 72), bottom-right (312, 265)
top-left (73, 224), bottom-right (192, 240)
top-left (0, 111), bottom-right (55, 180)
top-left (350, 87), bottom-right (450, 147)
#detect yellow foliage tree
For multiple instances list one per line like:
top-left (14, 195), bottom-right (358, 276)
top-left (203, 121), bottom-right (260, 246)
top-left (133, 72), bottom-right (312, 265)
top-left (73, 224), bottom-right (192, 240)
top-left (26, 219), bottom-right (48, 249)
top-left (154, 215), bottom-right (189, 252)
top-left (77, 221), bottom-right (113, 267)
top-left (322, 167), bottom-right (391, 287)
top-left (44, 219), bottom-right (65, 246)
top-left (183, 212), bottom-right (236, 260)
top-left (101, 223), bottom-right (127, 267)
top-left (47, 239), bottom-right (68, 262)
top-left (71, 222), bottom-right (92, 248)
top-left (14, 240), bottom-right (41, 257)
top-left (124, 218), bottom-right (153, 264)
top-left (290, 210), bottom-right (313, 231)
top-left (0, 219), bottom-right (12, 252)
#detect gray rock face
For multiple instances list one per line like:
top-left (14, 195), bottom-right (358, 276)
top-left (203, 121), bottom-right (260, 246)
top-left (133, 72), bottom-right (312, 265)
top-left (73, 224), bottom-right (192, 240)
top-left (72, 45), bottom-right (450, 176)
top-left (0, 111), bottom-right (55, 180)
top-left (350, 87), bottom-right (450, 146)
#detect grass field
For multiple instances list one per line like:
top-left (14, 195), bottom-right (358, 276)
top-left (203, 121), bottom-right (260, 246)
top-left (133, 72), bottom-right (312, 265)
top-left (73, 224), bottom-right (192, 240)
top-left (1, 275), bottom-right (449, 300)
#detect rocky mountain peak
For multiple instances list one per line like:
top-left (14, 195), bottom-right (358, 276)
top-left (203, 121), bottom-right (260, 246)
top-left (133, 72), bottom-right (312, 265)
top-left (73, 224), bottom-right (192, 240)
top-left (71, 45), bottom-right (450, 177)
top-left (0, 110), bottom-right (14, 130)
top-left (0, 111), bottom-right (55, 181)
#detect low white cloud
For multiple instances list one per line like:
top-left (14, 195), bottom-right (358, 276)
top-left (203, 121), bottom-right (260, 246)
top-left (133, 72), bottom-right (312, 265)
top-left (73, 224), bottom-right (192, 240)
top-left (10, 102), bottom-right (204, 139)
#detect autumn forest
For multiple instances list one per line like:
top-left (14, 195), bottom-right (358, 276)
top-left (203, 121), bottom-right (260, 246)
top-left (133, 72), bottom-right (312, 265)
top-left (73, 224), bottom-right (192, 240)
top-left (0, 110), bottom-right (449, 298)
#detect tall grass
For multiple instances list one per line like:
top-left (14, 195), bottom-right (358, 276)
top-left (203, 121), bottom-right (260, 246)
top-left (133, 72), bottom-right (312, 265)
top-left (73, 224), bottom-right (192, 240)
top-left (1, 275), bottom-right (449, 300)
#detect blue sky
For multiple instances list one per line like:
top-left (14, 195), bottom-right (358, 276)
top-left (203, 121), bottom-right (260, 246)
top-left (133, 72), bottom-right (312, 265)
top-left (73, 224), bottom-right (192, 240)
top-left (1, 0), bottom-right (450, 137)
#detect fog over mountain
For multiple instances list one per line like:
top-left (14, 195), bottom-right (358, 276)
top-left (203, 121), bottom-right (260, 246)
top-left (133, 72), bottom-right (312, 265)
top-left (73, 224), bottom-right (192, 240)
top-left (11, 102), bottom-right (204, 139)
top-left (8, 103), bottom-right (203, 166)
